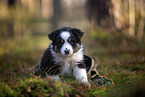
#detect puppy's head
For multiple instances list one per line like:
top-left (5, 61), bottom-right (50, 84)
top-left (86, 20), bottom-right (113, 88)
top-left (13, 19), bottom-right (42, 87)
top-left (48, 27), bottom-right (83, 56)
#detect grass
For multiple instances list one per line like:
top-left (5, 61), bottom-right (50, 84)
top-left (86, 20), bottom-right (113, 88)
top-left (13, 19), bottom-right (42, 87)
top-left (0, 30), bottom-right (145, 97)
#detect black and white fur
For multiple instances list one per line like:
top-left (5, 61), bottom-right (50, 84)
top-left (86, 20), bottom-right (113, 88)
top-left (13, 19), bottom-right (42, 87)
top-left (39, 27), bottom-right (89, 85)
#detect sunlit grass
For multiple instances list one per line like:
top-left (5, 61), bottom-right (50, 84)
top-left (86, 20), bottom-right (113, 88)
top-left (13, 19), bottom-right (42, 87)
top-left (0, 34), bottom-right (50, 80)
top-left (0, 35), bottom-right (49, 56)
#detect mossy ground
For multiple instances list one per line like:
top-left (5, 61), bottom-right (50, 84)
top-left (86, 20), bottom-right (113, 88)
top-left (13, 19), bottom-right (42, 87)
top-left (0, 30), bottom-right (145, 97)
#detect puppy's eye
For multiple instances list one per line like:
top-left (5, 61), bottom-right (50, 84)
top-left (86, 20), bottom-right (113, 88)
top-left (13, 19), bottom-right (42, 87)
top-left (68, 38), bottom-right (75, 43)
top-left (68, 38), bottom-right (72, 42)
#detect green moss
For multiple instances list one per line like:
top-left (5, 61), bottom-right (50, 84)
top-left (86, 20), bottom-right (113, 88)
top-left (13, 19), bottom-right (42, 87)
top-left (66, 85), bottom-right (74, 94)
top-left (13, 78), bottom-right (77, 97)
top-left (87, 87), bottom-right (107, 97)
top-left (14, 78), bottom-right (54, 97)
top-left (55, 81), bottom-right (64, 97)
top-left (109, 72), bottom-right (141, 88)
top-left (0, 83), bottom-right (15, 97)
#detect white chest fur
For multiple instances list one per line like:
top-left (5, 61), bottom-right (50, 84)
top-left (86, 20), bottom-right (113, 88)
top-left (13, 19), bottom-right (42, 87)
top-left (50, 45), bottom-right (84, 75)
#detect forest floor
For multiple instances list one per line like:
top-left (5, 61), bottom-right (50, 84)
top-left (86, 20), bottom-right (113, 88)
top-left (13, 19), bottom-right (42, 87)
top-left (0, 30), bottom-right (145, 97)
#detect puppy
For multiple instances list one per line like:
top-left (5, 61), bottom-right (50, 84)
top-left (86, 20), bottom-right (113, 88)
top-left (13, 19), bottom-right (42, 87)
top-left (35, 27), bottom-right (89, 85)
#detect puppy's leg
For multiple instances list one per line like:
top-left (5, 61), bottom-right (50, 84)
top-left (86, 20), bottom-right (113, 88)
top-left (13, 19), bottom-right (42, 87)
top-left (73, 66), bottom-right (90, 86)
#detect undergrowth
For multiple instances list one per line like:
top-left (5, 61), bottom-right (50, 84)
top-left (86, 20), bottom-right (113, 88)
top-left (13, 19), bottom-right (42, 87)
top-left (0, 31), bottom-right (145, 97)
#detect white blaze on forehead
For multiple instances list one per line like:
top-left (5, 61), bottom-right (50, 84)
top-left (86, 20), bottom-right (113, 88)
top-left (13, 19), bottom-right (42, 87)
top-left (60, 31), bottom-right (73, 56)
top-left (60, 31), bottom-right (70, 40)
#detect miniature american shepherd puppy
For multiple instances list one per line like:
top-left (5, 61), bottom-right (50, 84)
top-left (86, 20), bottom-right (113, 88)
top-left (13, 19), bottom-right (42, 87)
top-left (35, 27), bottom-right (90, 85)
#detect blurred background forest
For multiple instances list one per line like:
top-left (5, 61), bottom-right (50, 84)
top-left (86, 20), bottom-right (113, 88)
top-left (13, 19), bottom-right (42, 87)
top-left (1, 0), bottom-right (145, 39)
top-left (0, 0), bottom-right (145, 97)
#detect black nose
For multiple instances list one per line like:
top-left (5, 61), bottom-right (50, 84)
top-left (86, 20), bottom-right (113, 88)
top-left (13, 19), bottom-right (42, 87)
top-left (64, 49), bottom-right (70, 54)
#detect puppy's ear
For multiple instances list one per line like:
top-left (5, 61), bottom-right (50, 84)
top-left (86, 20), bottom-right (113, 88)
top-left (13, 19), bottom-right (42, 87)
top-left (48, 30), bottom-right (59, 41)
top-left (71, 28), bottom-right (84, 39)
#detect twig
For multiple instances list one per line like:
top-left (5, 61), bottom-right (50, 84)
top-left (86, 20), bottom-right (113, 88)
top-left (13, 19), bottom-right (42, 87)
top-left (40, 65), bottom-right (49, 77)
top-left (22, 61), bottom-right (31, 78)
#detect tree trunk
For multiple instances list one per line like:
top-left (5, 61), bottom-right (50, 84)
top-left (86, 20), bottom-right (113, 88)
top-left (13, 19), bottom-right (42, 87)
top-left (51, 0), bottom-right (62, 30)
top-left (111, 0), bottom-right (122, 29)
top-left (86, 0), bottom-right (111, 29)
top-left (129, 0), bottom-right (135, 37)
top-left (137, 0), bottom-right (144, 40)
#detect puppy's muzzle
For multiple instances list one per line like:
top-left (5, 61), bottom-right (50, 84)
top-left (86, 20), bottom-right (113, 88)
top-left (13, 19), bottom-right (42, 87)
top-left (64, 48), bottom-right (70, 55)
